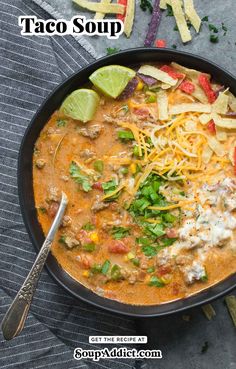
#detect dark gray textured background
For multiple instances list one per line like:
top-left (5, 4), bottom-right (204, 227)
top-left (8, 0), bottom-right (236, 367)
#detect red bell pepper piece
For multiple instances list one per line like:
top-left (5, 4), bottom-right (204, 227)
top-left (234, 147), bottom-right (236, 175)
top-left (155, 39), bottom-right (167, 48)
top-left (160, 65), bottom-right (184, 79)
top-left (178, 80), bottom-right (195, 94)
top-left (198, 74), bottom-right (216, 103)
top-left (207, 119), bottom-right (216, 134)
top-left (116, 0), bottom-right (127, 21)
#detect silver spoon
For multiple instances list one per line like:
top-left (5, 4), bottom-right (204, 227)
top-left (1, 192), bottom-right (68, 340)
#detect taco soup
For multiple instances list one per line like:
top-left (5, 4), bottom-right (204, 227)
top-left (33, 63), bottom-right (236, 305)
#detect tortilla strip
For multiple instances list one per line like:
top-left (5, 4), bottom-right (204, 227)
top-left (199, 113), bottom-right (212, 124)
top-left (227, 91), bottom-right (236, 112)
top-left (207, 136), bottom-right (225, 157)
top-left (170, 0), bottom-right (191, 43)
top-left (212, 91), bottom-right (229, 114)
top-left (73, 0), bottom-right (125, 14)
top-left (169, 103), bottom-right (211, 115)
top-left (183, 0), bottom-right (201, 32)
top-left (160, 0), bottom-right (171, 8)
top-left (138, 65), bottom-right (177, 86)
top-left (157, 90), bottom-right (169, 120)
top-left (94, 0), bottom-right (112, 19)
top-left (124, 0), bottom-right (135, 38)
top-left (213, 113), bottom-right (236, 129)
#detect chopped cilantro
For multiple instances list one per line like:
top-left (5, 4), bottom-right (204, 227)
top-left (173, 25), bottom-right (178, 31)
top-left (210, 34), bottom-right (219, 43)
top-left (82, 223), bottom-right (95, 231)
top-left (172, 44), bottom-right (177, 49)
top-left (118, 130), bottom-right (134, 141)
top-left (166, 4), bottom-right (173, 16)
top-left (142, 245), bottom-right (160, 257)
top-left (161, 237), bottom-right (177, 246)
top-left (201, 341), bottom-right (209, 354)
top-left (148, 276), bottom-right (165, 287)
top-left (201, 16), bottom-right (209, 22)
top-left (106, 47), bottom-right (120, 55)
top-left (208, 24), bottom-right (218, 33)
top-left (221, 22), bottom-right (227, 36)
top-left (200, 272), bottom-right (208, 282)
top-left (111, 226), bottom-right (130, 240)
top-left (59, 235), bottom-right (66, 244)
top-left (56, 119), bottom-right (66, 127)
top-left (38, 206), bottom-right (46, 214)
top-left (146, 94), bottom-right (156, 103)
top-left (101, 260), bottom-right (111, 275)
top-left (83, 242), bottom-right (96, 252)
top-left (121, 104), bottom-right (129, 114)
top-left (132, 258), bottom-right (140, 267)
top-left (140, 0), bottom-right (153, 13)
top-left (147, 266), bottom-right (155, 273)
top-left (102, 179), bottom-right (120, 201)
top-left (111, 264), bottom-right (122, 281)
top-left (90, 263), bottom-right (102, 274)
top-left (69, 162), bottom-right (92, 192)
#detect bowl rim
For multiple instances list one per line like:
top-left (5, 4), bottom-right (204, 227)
top-left (18, 47), bottom-right (236, 317)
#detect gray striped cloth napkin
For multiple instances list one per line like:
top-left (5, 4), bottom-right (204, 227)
top-left (0, 1), bottom-right (143, 368)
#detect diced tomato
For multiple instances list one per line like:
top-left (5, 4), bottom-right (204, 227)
top-left (116, 0), bottom-right (127, 21)
top-left (166, 228), bottom-right (178, 238)
top-left (108, 239), bottom-right (130, 254)
top-left (155, 39), bottom-right (167, 48)
top-left (207, 119), bottom-right (216, 134)
top-left (92, 182), bottom-right (103, 191)
top-left (198, 74), bottom-right (216, 103)
top-left (178, 80), bottom-right (195, 94)
top-left (48, 201), bottom-right (59, 218)
top-left (160, 65), bottom-right (184, 80)
top-left (133, 107), bottom-right (149, 117)
top-left (233, 147), bottom-right (236, 175)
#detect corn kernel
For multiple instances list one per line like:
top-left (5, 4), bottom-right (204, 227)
top-left (90, 232), bottom-right (99, 243)
top-left (127, 252), bottom-right (135, 260)
top-left (123, 255), bottom-right (128, 262)
top-left (136, 80), bottom-right (144, 91)
top-left (130, 163), bottom-right (136, 174)
top-left (83, 271), bottom-right (89, 278)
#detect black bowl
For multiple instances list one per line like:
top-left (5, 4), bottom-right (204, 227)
top-left (18, 48), bottom-right (236, 317)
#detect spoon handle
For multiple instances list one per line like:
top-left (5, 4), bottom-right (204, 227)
top-left (1, 192), bottom-right (68, 340)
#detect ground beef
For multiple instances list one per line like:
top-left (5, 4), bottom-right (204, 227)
top-left (77, 124), bottom-right (102, 139)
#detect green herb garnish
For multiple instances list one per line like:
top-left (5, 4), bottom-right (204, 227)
top-left (118, 130), bottom-right (134, 141)
top-left (221, 22), bottom-right (227, 36)
top-left (208, 24), bottom-right (218, 33)
top-left (56, 119), bottom-right (67, 127)
top-left (90, 263), bottom-right (102, 274)
top-left (166, 4), bottom-right (173, 16)
top-left (111, 264), bottom-right (122, 281)
top-left (102, 179), bottom-right (120, 201)
top-left (148, 276), bottom-right (165, 287)
top-left (132, 258), bottom-right (140, 267)
top-left (111, 226), bottom-right (130, 240)
top-left (106, 47), bottom-right (120, 55)
top-left (82, 223), bottom-right (95, 231)
top-left (172, 44), bottom-right (177, 49)
top-left (38, 207), bottom-right (46, 214)
top-left (173, 25), bottom-right (178, 31)
top-left (83, 242), bottom-right (96, 252)
top-left (59, 235), bottom-right (66, 244)
top-left (69, 162), bottom-right (92, 192)
top-left (147, 266), bottom-right (155, 273)
top-left (140, 0), bottom-right (153, 13)
top-left (210, 34), bottom-right (219, 43)
top-left (146, 94), bottom-right (156, 104)
top-left (201, 16), bottom-right (209, 22)
top-left (101, 260), bottom-right (111, 275)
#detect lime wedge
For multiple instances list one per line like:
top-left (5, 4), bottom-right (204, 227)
top-left (60, 89), bottom-right (100, 123)
top-left (89, 65), bottom-right (136, 99)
